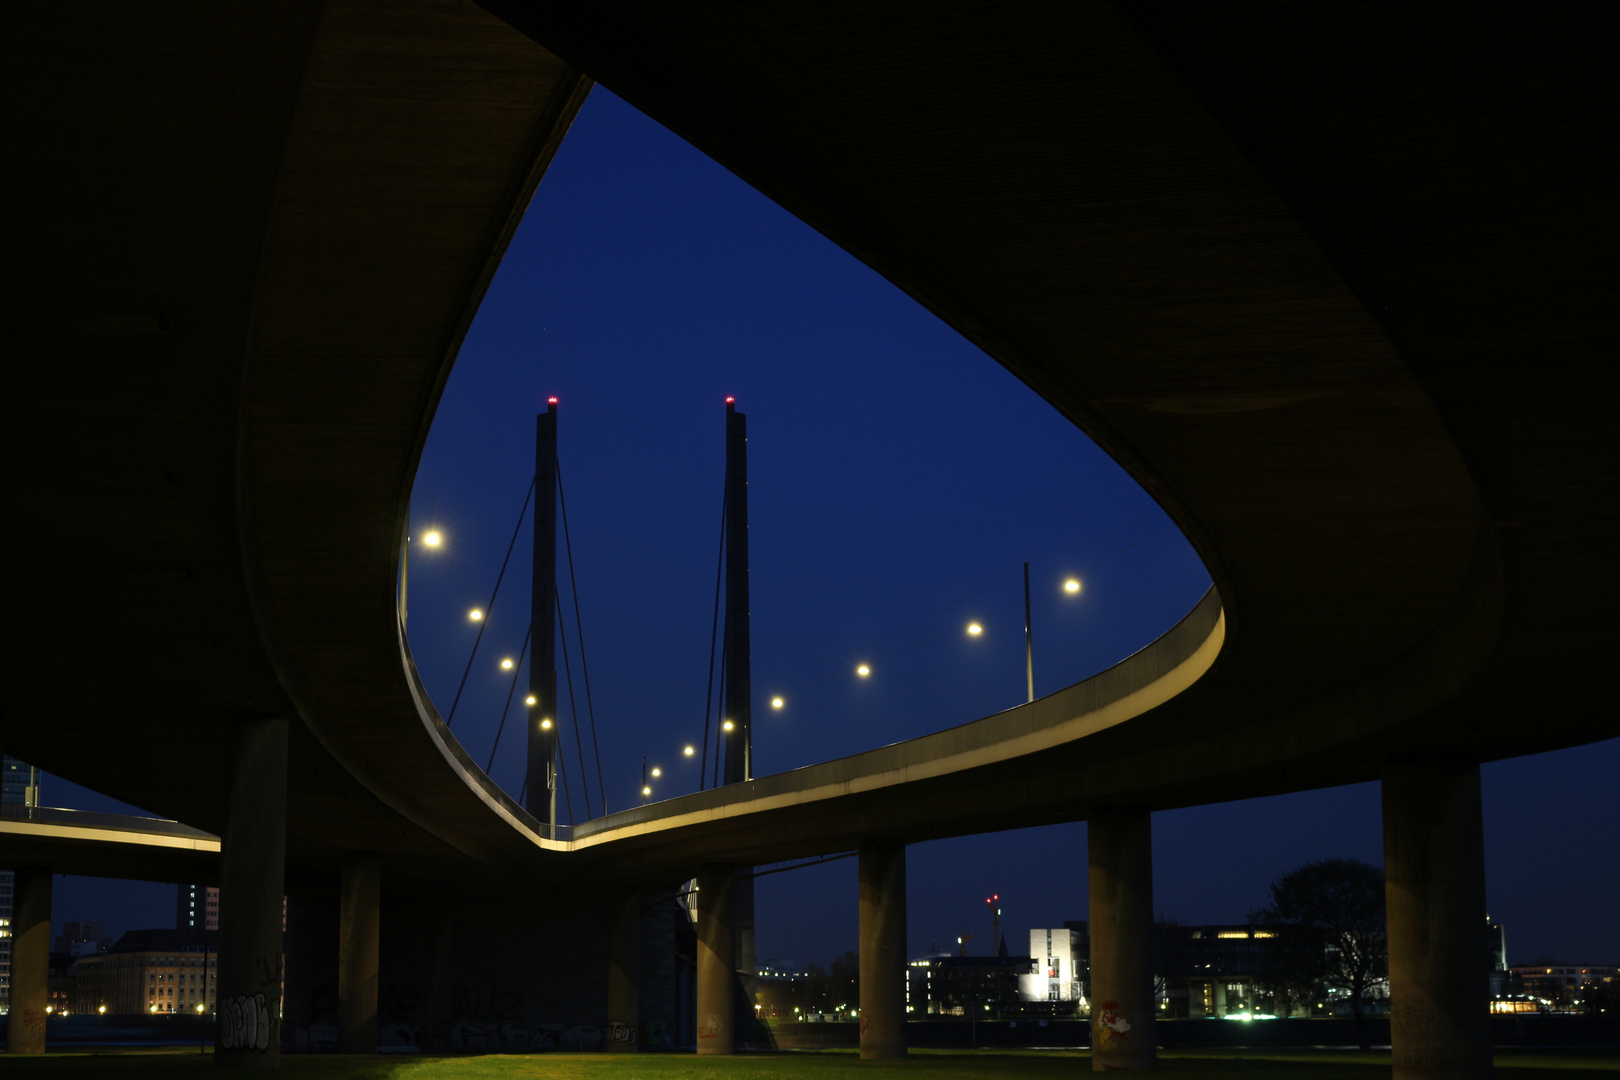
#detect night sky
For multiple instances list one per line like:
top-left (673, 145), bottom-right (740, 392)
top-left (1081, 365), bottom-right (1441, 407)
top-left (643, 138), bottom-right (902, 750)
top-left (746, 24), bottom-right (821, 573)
top-left (40, 90), bottom-right (1619, 972)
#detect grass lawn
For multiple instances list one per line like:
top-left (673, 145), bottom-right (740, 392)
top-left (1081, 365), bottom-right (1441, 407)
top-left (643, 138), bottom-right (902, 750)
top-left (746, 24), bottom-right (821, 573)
top-left (2, 1048), bottom-right (1615, 1080)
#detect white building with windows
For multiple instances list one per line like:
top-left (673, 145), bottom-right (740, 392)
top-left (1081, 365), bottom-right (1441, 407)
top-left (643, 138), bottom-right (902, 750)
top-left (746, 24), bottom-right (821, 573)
top-left (1018, 928), bottom-right (1085, 1005)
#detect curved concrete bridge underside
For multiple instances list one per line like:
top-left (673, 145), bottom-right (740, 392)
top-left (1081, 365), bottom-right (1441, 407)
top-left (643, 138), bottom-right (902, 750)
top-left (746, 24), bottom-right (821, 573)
top-left (5, 0), bottom-right (1615, 904)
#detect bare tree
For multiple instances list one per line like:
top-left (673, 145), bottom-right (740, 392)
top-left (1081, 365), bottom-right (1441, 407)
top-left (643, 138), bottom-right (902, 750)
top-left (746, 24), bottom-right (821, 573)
top-left (1251, 857), bottom-right (1386, 1048)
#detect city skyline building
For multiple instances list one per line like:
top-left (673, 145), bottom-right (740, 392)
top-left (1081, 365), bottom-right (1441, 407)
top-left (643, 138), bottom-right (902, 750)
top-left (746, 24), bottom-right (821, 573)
top-left (175, 885), bottom-right (219, 933)
top-left (1, 756), bottom-right (40, 1013)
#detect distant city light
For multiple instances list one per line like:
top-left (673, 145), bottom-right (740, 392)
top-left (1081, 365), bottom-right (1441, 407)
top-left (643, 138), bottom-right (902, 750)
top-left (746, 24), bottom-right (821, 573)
top-left (683, 745), bottom-right (696, 756)
top-left (722, 720), bottom-right (735, 731)
top-left (1064, 578), bottom-right (1081, 594)
top-left (771, 696), bottom-right (785, 709)
top-left (967, 623), bottom-right (982, 636)
top-left (468, 608), bottom-right (484, 621)
top-left (421, 530), bottom-right (442, 547)
top-left (525, 695), bottom-right (537, 706)
top-left (500, 658), bottom-right (514, 670)
top-left (856, 664), bottom-right (871, 677)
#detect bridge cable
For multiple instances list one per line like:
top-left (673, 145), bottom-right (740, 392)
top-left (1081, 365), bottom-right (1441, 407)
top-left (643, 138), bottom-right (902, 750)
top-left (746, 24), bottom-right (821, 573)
top-left (484, 623), bottom-right (532, 775)
top-left (698, 481), bottom-right (728, 791)
top-left (556, 590), bottom-right (593, 819)
top-left (445, 477), bottom-right (536, 727)
top-left (556, 456), bottom-right (608, 815)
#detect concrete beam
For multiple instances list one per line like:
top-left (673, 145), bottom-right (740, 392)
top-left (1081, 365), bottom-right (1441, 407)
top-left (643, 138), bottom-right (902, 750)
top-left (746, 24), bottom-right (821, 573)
top-left (859, 839), bottom-right (907, 1058)
top-left (695, 864), bottom-right (734, 1054)
top-left (5, 866), bottom-right (51, 1054)
top-left (217, 718), bottom-right (288, 1069)
top-left (1384, 760), bottom-right (1492, 1080)
top-left (1089, 808), bottom-right (1155, 1071)
top-left (338, 851), bottom-right (380, 1053)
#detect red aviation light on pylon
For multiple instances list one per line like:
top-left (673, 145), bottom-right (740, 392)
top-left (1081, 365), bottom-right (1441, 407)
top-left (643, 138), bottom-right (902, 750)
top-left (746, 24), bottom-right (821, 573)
top-left (725, 396), bottom-right (735, 404)
top-left (547, 396), bottom-right (558, 405)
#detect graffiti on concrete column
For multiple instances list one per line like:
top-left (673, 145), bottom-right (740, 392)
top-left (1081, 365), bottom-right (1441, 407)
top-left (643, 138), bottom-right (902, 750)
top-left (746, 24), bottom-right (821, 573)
top-left (1093, 1000), bottom-right (1131, 1052)
top-left (639, 1019), bottom-right (675, 1051)
top-left (220, 991), bottom-right (273, 1051)
top-left (608, 1020), bottom-right (637, 1046)
top-left (21, 1007), bottom-right (47, 1043)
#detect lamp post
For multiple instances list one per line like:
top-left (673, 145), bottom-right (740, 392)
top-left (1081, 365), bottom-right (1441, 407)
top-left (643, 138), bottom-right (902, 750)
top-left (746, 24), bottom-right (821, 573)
top-left (1025, 567), bottom-right (1082, 704)
top-left (1023, 563), bottom-right (1034, 703)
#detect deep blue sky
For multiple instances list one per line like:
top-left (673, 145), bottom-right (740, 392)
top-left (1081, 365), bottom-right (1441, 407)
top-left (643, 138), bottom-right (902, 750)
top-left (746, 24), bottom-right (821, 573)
top-left (40, 90), bottom-right (1618, 971)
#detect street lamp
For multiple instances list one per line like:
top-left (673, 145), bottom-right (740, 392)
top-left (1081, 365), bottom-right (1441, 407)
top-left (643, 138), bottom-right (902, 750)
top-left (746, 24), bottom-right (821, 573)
top-left (770, 696), bottom-right (785, 709)
top-left (398, 523), bottom-right (446, 628)
top-left (856, 664), bottom-right (871, 678)
top-left (967, 623), bottom-right (983, 636)
top-left (1024, 566), bottom-right (1083, 703)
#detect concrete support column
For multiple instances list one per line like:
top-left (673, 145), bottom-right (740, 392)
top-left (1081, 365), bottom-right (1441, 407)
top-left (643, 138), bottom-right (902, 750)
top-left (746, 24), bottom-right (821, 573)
top-left (607, 889), bottom-right (640, 1052)
top-left (217, 717), bottom-right (288, 1069)
top-left (1088, 807), bottom-right (1155, 1071)
top-left (694, 864), bottom-right (735, 1055)
top-left (5, 867), bottom-right (52, 1054)
top-left (1383, 760), bottom-right (1492, 1080)
top-left (858, 839), bottom-right (907, 1059)
top-left (338, 851), bottom-right (381, 1054)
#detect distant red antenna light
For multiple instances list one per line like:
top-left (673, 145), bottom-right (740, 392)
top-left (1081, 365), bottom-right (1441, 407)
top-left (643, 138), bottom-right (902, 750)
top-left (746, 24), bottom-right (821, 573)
top-left (547, 396), bottom-right (558, 405)
top-left (725, 396), bottom-right (735, 404)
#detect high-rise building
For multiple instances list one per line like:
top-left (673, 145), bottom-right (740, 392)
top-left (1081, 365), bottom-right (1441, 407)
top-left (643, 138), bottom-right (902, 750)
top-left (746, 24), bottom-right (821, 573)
top-left (56, 920), bottom-right (111, 957)
top-left (1018, 928), bottom-right (1085, 1005)
top-left (176, 885), bottom-right (219, 932)
top-left (1, 756), bottom-right (41, 1013)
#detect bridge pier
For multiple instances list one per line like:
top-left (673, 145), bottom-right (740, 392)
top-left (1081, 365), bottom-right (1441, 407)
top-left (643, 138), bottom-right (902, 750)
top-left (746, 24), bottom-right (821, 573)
top-left (5, 866), bottom-right (51, 1054)
top-left (858, 839), bottom-right (907, 1058)
top-left (1088, 807), bottom-right (1156, 1071)
top-left (217, 716), bottom-right (288, 1070)
top-left (1384, 760), bottom-right (1492, 1080)
top-left (339, 851), bottom-right (381, 1053)
top-left (694, 864), bottom-right (735, 1054)
top-left (607, 888), bottom-right (640, 1051)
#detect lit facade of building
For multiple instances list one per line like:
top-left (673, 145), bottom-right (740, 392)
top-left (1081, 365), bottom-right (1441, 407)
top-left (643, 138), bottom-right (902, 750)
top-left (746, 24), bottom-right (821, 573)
top-left (1018, 928), bottom-right (1085, 1006)
top-left (70, 929), bottom-right (218, 1015)
top-left (176, 885), bottom-right (220, 932)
